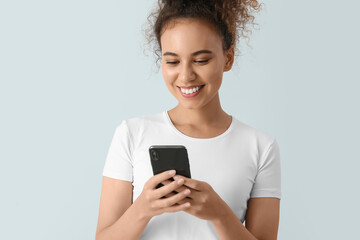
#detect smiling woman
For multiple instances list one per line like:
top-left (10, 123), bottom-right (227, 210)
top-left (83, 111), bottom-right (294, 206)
top-left (96, 1), bottom-right (281, 240)
top-left (160, 18), bottom-right (233, 112)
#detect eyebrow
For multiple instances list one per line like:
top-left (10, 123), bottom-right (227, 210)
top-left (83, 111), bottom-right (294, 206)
top-left (163, 49), bottom-right (213, 57)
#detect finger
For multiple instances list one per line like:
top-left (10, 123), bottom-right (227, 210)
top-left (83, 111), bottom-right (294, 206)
top-left (161, 176), bottom-right (200, 199)
top-left (161, 174), bottom-right (183, 185)
top-left (160, 180), bottom-right (185, 198)
top-left (164, 191), bottom-right (176, 198)
top-left (147, 170), bottom-right (176, 189)
top-left (162, 202), bottom-right (191, 213)
top-left (161, 179), bottom-right (173, 186)
top-left (161, 181), bottom-right (188, 193)
top-left (165, 189), bottom-right (191, 199)
top-left (161, 179), bottom-right (196, 198)
top-left (174, 176), bottom-right (204, 191)
top-left (175, 198), bottom-right (193, 205)
top-left (153, 177), bottom-right (185, 199)
top-left (156, 188), bottom-right (191, 209)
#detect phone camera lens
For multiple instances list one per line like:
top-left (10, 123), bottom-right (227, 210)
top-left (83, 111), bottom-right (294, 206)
top-left (151, 150), bottom-right (159, 161)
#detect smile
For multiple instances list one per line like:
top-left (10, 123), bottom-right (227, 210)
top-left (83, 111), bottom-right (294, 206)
top-left (178, 85), bottom-right (205, 98)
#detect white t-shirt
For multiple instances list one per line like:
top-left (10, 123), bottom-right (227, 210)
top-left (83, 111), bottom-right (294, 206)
top-left (102, 110), bottom-right (281, 239)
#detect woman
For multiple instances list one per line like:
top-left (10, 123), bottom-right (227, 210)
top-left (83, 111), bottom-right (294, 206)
top-left (96, 0), bottom-right (281, 239)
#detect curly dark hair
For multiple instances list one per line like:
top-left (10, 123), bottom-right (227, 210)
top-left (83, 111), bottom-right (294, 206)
top-left (141, 0), bottom-right (263, 70)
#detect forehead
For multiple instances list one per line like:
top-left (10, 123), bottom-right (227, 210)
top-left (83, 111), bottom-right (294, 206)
top-left (160, 18), bottom-right (222, 54)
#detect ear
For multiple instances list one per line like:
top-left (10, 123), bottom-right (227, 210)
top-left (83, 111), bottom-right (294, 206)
top-left (223, 45), bottom-right (235, 72)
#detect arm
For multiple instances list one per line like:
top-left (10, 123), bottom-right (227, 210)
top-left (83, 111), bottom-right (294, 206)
top-left (95, 176), bottom-right (152, 240)
top-left (96, 171), bottom-right (191, 240)
top-left (210, 197), bottom-right (280, 240)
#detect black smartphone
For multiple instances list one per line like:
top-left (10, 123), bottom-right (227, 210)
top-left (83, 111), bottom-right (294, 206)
top-left (149, 145), bottom-right (191, 198)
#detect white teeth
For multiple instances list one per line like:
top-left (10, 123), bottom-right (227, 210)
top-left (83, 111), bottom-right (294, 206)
top-left (181, 86), bottom-right (201, 94)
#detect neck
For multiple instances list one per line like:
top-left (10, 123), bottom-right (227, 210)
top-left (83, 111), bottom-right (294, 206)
top-left (169, 92), bottom-right (228, 127)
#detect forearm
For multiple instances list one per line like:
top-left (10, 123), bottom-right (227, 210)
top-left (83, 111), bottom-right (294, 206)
top-left (96, 201), bottom-right (151, 240)
top-left (211, 203), bottom-right (257, 240)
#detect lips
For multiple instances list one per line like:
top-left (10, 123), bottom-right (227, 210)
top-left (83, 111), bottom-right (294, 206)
top-left (178, 84), bottom-right (204, 98)
top-left (177, 84), bottom-right (205, 89)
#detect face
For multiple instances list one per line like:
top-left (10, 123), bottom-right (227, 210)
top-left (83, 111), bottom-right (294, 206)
top-left (160, 18), bottom-right (234, 109)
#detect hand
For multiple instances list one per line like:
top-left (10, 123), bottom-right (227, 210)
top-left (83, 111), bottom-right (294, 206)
top-left (160, 175), bottom-right (227, 221)
top-left (134, 170), bottom-right (191, 220)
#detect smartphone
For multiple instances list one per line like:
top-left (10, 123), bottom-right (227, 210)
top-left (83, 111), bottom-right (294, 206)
top-left (149, 145), bottom-right (191, 198)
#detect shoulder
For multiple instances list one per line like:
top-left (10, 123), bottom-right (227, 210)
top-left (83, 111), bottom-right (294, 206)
top-left (231, 117), bottom-right (279, 164)
top-left (232, 117), bottom-right (276, 145)
top-left (115, 111), bottom-right (164, 139)
top-left (126, 111), bottom-right (164, 125)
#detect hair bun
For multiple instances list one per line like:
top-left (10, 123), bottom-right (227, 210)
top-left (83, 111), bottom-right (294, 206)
top-left (143, 0), bottom-right (263, 67)
top-left (163, 0), bottom-right (213, 7)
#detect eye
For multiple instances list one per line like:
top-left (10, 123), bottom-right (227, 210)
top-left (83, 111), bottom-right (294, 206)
top-left (195, 60), bottom-right (209, 64)
top-left (166, 60), bottom-right (209, 65)
top-left (166, 61), bottom-right (179, 65)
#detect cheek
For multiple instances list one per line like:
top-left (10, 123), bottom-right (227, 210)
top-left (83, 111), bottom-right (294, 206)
top-left (203, 65), bottom-right (223, 84)
top-left (162, 68), bottom-right (177, 82)
top-left (162, 71), bottom-right (177, 93)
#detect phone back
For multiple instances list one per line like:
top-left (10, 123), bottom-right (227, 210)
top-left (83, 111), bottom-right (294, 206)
top-left (149, 145), bottom-right (191, 179)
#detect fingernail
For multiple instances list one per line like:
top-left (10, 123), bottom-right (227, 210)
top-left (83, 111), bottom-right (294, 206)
top-left (173, 176), bottom-right (179, 180)
top-left (177, 178), bottom-right (184, 185)
top-left (168, 170), bottom-right (176, 175)
top-left (184, 189), bottom-right (190, 195)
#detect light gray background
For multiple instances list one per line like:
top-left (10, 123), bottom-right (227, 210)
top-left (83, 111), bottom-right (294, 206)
top-left (1, 0), bottom-right (359, 239)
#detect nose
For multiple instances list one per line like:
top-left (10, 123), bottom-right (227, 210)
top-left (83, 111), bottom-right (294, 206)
top-left (178, 61), bottom-right (196, 82)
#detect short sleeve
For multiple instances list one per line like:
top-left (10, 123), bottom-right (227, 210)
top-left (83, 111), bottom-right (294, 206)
top-left (102, 120), bottom-right (133, 182)
top-left (250, 138), bottom-right (281, 199)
